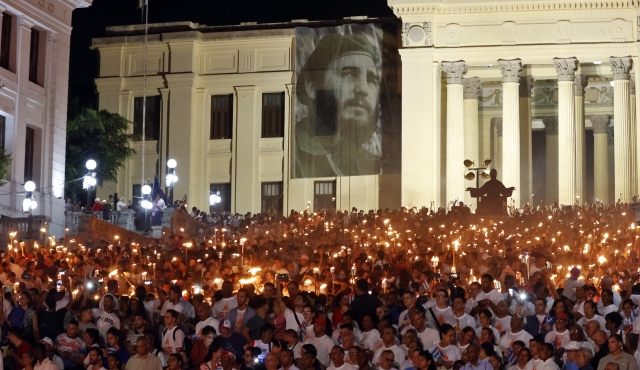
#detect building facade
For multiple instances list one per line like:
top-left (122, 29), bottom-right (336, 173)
top-left (94, 0), bottom-right (640, 215)
top-left (0, 0), bottom-right (91, 236)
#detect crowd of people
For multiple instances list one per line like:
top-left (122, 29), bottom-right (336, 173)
top-left (2, 201), bottom-right (640, 370)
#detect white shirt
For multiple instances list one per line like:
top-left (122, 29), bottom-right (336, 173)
top-left (493, 316), bottom-right (512, 336)
top-left (498, 330), bottom-right (533, 357)
top-left (540, 358), bottom-right (560, 370)
top-left (211, 297), bottom-right (238, 321)
top-left (416, 327), bottom-right (440, 348)
top-left (161, 326), bottom-right (185, 356)
top-left (453, 312), bottom-right (477, 333)
top-left (92, 308), bottom-right (120, 342)
top-left (476, 289), bottom-right (505, 306)
top-left (284, 308), bottom-right (306, 334)
top-left (524, 358), bottom-right (543, 370)
top-left (360, 329), bottom-right (383, 351)
top-left (577, 315), bottom-right (606, 330)
top-left (304, 335), bottom-right (335, 367)
top-left (544, 329), bottom-right (570, 348)
top-left (373, 344), bottom-right (406, 367)
top-left (195, 317), bottom-right (220, 338)
top-left (428, 343), bottom-right (461, 363)
top-left (327, 363), bottom-right (358, 370)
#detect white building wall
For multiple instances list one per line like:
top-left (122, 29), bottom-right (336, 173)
top-left (0, 0), bottom-right (91, 237)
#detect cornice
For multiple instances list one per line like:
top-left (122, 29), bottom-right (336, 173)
top-left (390, 0), bottom-right (639, 16)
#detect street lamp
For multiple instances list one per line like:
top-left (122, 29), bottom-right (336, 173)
top-left (23, 181), bottom-right (37, 214)
top-left (209, 191), bottom-right (221, 208)
top-left (166, 159), bottom-right (178, 204)
top-left (141, 184), bottom-right (152, 233)
top-left (83, 160), bottom-right (98, 212)
top-left (463, 159), bottom-right (492, 209)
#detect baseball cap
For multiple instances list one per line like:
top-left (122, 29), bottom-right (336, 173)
top-left (315, 317), bottom-right (327, 327)
top-left (556, 312), bottom-right (568, 321)
top-left (40, 337), bottom-right (53, 346)
top-left (221, 319), bottom-right (232, 330)
top-left (566, 341), bottom-right (581, 351)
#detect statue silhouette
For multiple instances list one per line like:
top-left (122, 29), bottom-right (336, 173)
top-left (467, 169), bottom-right (515, 215)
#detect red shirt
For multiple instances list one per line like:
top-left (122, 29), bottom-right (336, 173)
top-left (15, 340), bottom-right (31, 358)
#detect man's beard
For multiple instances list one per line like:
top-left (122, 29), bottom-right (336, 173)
top-left (314, 90), bottom-right (377, 141)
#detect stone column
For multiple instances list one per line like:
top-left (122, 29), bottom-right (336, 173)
top-left (631, 74), bottom-right (637, 196)
top-left (574, 75), bottom-right (588, 204)
top-left (463, 77), bottom-right (481, 208)
top-left (498, 59), bottom-right (522, 207)
top-left (491, 117), bottom-right (503, 175)
top-left (543, 117), bottom-right (559, 205)
top-left (519, 76), bottom-right (534, 206)
top-left (591, 115), bottom-right (610, 204)
top-left (608, 127), bottom-right (616, 203)
top-left (442, 61), bottom-right (467, 204)
top-left (553, 57), bottom-right (578, 206)
top-left (609, 57), bottom-right (634, 202)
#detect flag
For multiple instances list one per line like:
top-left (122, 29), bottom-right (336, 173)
top-left (430, 347), bottom-right (443, 361)
top-left (505, 346), bottom-right (517, 364)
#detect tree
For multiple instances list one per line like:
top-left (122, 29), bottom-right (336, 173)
top-left (0, 148), bottom-right (12, 186)
top-left (65, 107), bottom-right (137, 203)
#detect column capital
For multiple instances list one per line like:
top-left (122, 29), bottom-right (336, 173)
top-left (441, 61), bottom-right (467, 85)
top-left (498, 59), bottom-right (522, 83)
top-left (553, 57), bottom-right (578, 81)
top-left (519, 76), bottom-right (535, 98)
top-left (542, 117), bottom-right (558, 134)
top-left (463, 77), bottom-right (481, 99)
top-left (609, 56), bottom-right (633, 80)
top-left (590, 114), bottom-right (610, 133)
top-left (573, 75), bottom-right (589, 97)
top-left (631, 73), bottom-right (636, 95)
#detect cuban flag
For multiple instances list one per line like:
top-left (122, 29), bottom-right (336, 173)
top-left (430, 347), bottom-right (444, 361)
top-left (505, 346), bottom-right (517, 365)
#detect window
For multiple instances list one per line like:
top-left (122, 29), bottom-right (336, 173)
top-left (261, 92), bottom-right (285, 138)
top-left (133, 96), bottom-right (161, 140)
top-left (314, 181), bottom-right (336, 212)
top-left (261, 182), bottom-right (283, 215)
top-left (0, 13), bottom-right (12, 70)
top-left (210, 183), bottom-right (231, 214)
top-left (24, 127), bottom-right (34, 182)
top-left (28, 29), bottom-right (39, 84)
top-left (0, 115), bottom-right (5, 151)
top-left (211, 94), bottom-right (233, 139)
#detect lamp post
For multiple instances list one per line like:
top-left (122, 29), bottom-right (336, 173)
top-left (83, 160), bottom-right (97, 213)
top-left (209, 191), bottom-right (221, 212)
top-left (166, 159), bottom-right (178, 205)
top-left (463, 159), bottom-right (492, 209)
top-left (23, 181), bottom-right (37, 215)
top-left (140, 184), bottom-right (152, 233)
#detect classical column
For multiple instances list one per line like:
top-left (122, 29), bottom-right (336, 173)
top-left (608, 127), bottom-right (616, 203)
top-left (591, 115), bottom-right (610, 204)
top-left (463, 77), bottom-right (481, 208)
top-left (491, 117), bottom-right (503, 175)
top-left (519, 76), bottom-right (534, 206)
top-left (543, 117), bottom-right (559, 205)
top-left (574, 75), bottom-right (588, 204)
top-left (442, 61), bottom-right (467, 204)
top-left (631, 74), bottom-right (637, 196)
top-left (553, 57), bottom-right (578, 206)
top-left (498, 59), bottom-right (522, 207)
top-left (609, 56), bottom-right (634, 202)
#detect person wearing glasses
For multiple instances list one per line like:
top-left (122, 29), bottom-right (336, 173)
top-left (545, 312), bottom-right (571, 351)
top-left (378, 350), bottom-right (396, 370)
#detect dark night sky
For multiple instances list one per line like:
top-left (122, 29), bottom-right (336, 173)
top-left (68, 0), bottom-right (396, 106)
